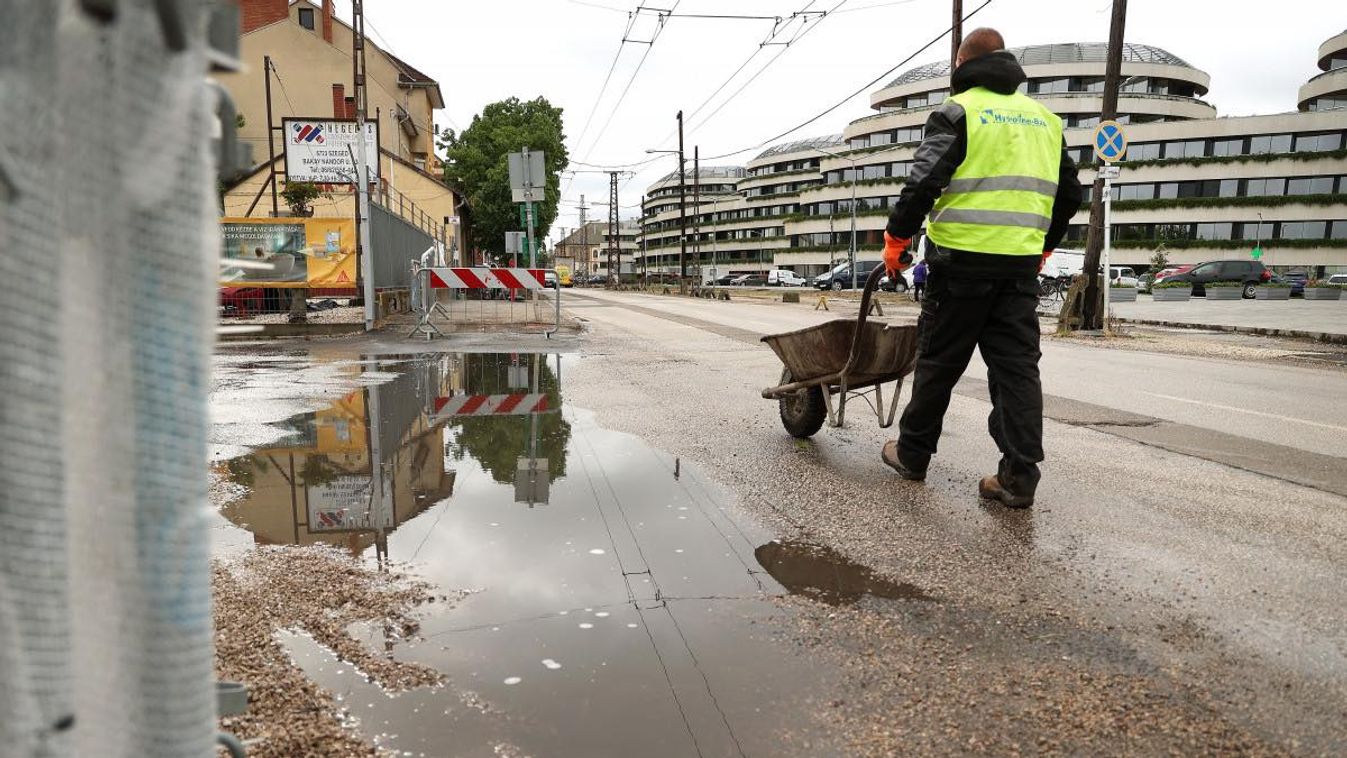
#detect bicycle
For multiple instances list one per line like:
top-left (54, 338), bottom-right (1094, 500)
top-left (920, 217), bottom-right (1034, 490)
top-left (1037, 276), bottom-right (1068, 311)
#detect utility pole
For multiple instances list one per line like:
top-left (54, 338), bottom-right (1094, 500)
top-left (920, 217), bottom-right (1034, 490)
top-left (578, 195), bottom-right (588, 280)
top-left (263, 55), bottom-right (279, 217)
top-left (1076, 0), bottom-right (1128, 331)
top-left (352, 0), bottom-right (375, 331)
top-left (608, 171), bottom-right (619, 285)
top-left (677, 110), bottom-right (687, 293)
top-left (693, 146), bottom-right (700, 284)
top-left (951, 0), bottom-right (963, 69)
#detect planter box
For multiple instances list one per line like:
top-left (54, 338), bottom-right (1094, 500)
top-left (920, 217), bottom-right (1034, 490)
top-left (1108, 288), bottom-right (1137, 302)
top-left (1152, 287), bottom-right (1192, 302)
top-left (1303, 287), bottom-right (1343, 301)
top-left (1205, 287), bottom-right (1243, 301)
top-left (1255, 287), bottom-right (1292, 301)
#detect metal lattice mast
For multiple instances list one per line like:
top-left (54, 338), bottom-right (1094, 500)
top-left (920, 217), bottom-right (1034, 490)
top-left (608, 171), bottom-right (619, 283)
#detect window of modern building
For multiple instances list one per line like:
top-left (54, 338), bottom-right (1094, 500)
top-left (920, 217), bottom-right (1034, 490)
top-left (1211, 138), bottom-right (1243, 157)
top-left (1294, 132), bottom-right (1345, 152)
top-left (1287, 176), bottom-right (1336, 194)
top-left (1279, 221), bottom-right (1328, 239)
top-left (1128, 142), bottom-right (1162, 161)
top-left (298, 7), bottom-right (315, 29)
top-left (1029, 78), bottom-right (1070, 94)
top-left (905, 93), bottom-right (929, 108)
top-left (862, 164), bottom-right (886, 180)
top-left (1249, 133), bottom-right (1293, 154)
top-left (870, 131), bottom-right (893, 146)
top-left (1331, 220), bottom-right (1347, 239)
top-left (1195, 222), bottom-right (1234, 240)
top-left (1156, 182), bottom-right (1179, 199)
top-left (1330, 57), bottom-right (1347, 71)
top-left (1308, 97), bottom-right (1347, 111)
top-left (1117, 183), bottom-right (1153, 201)
top-left (1164, 140), bottom-right (1206, 159)
top-left (928, 90), bottom-right (948, 105)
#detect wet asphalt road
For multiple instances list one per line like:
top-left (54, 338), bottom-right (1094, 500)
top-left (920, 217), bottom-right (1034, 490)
top-left (208, 290), bottom-right (1347, 756)
top-left (559, 289), bottom-right (1347, 754)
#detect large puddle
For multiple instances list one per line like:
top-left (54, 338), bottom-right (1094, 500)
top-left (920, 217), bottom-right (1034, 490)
top-left (214, 352), bottom-right (925, 756)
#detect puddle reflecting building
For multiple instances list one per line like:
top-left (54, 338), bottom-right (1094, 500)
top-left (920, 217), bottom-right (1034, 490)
top-left (218, 353), bottom-right (570, 555)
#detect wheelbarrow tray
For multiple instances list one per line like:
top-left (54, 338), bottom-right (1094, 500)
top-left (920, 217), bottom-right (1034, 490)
top-left (761, 319), bottom-right (918, 397)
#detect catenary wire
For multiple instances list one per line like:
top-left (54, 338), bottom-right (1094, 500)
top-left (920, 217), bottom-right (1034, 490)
top-left (698, 0), bottom-right (992, 161)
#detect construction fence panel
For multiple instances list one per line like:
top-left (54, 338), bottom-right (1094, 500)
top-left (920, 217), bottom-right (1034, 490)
top-left (409, 268), bottom-right (561, 339)
top-left (370, 201), bottom-right (437, 290)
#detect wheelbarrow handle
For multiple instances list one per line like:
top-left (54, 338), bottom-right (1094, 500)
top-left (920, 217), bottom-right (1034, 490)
top-left (842, 265), bottom-right (887, 380)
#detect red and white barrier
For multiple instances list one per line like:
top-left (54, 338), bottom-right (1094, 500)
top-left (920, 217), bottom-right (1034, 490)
top-left (425, 267), bottom-right (546, 291)
top-left (432, 393), bottom-right (551, 419)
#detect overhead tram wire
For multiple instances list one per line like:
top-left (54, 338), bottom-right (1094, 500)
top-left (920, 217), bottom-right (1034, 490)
top-left (574, 0), bottom-right (684, 164)
top-left (562, 6), bottom-right (642, 201)
top-left (685, 0), bottom-right (847, 136)
top-left (642, 0), bottom-right (824, 152)
top-left (698, 0), bottom-right (992, 161)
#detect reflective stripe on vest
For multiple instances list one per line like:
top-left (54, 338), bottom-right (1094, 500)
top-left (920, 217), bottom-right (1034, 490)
top-left (928, 87), bottom-right (1063, 256)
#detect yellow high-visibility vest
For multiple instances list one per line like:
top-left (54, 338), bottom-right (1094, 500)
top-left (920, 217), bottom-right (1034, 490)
top-left (928, 87), bottom-right (1063, 255)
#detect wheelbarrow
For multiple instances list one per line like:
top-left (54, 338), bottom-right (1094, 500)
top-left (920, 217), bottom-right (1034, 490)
top-left (761, 266), bottom-right (919, 437)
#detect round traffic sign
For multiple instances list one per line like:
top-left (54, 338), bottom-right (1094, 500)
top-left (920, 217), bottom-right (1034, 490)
top-left (1093, 120), bottom-right (1128, 163)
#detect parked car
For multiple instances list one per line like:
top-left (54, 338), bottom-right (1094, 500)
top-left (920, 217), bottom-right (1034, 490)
top-left (878, 268), bottom-right (913, 293)
top-left (585, 273), bottom-right (607, 285)
top-left (1279, 270), bottom-right (1308, 296)
top-left (1153, 259), bottom-right (1272, 298)
top-left (813, 259), bottom-right (885, 290)
top-left (544, 271), bottom-right (560, 288)
top-left (1327, 273), bottom-right (1347, 286)
top-left (1139, 264), bottom-right (1193, 292)
top-left (1109, 266), bottom-right (1139, 289)
top-left (766, 269), bottom-right (809, 287)
top-left (731, 273), bottom-right (767, 287)
top-left (713, 274), bottom-right (738, 286)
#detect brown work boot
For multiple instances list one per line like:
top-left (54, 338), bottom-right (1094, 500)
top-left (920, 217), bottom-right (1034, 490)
top-left (978, 475), bottom-right (1034, 509)
top-left (881, 441), bottom-right (927, 481)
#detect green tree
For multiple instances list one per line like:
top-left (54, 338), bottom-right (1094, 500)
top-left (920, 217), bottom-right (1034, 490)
top-left (439, 97), bottom-right (568, 264)
top-left (447, 354), bottom-right (570, 484)
top-left (1149, 247), bottom-right (1170, 274)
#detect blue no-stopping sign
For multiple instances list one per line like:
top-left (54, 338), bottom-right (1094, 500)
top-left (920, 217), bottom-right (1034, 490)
top-left (1093, 120), bottom-right (1128, 163)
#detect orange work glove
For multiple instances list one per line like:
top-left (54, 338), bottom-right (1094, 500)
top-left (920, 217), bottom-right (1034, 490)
top-left (883, 232), bottom-right (912, 276)
top-left (1039, 250), bottom-right (1053, 273)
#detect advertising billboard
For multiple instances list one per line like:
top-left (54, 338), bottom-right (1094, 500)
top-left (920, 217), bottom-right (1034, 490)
top-left (220, 217), bottom-right (357, 289)
top-left (282, 118), bottom-right (380, 185)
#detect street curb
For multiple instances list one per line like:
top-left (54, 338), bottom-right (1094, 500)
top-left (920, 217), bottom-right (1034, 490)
top-left (1113, 317), bottom-right (1347, 345)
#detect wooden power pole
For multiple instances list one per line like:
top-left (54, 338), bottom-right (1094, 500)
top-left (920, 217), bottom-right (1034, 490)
top-left (1075, 0), bottom-right (1128, 331)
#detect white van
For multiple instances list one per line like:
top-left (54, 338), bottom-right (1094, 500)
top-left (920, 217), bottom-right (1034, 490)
top-left (767, 269), bottom-right (808, 287)
top-left (1041, 249), bottom-right (1084, 280)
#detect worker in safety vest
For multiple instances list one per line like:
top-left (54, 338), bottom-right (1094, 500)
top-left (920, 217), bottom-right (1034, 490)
top-left (879, 28), bottom-right (1082, 508)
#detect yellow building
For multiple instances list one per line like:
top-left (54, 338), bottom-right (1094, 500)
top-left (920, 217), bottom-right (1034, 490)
top-left (217, 0), bottom-right (466, 255)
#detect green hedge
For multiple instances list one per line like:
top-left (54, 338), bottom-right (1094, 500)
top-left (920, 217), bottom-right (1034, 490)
top-left (1090, 193), bottom-right (1347, 212)
top-left (1154, 281), bottom-right (1193, 289)
top-left (1110, 237), bottom-right (1347, 250)
top-left (1079, 148), bottom-right (1347, 171)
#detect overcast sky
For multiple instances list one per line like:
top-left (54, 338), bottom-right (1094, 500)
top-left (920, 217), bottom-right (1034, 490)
top-left (335, 0), bottom-right (1341, 242)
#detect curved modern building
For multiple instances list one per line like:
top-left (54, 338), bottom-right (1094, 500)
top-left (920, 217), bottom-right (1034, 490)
top-left (639, 34), bottom-right (1347, 277)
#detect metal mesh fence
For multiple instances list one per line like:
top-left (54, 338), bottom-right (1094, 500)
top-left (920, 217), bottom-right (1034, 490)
top-left (1, 2), bottom-right (218, 756)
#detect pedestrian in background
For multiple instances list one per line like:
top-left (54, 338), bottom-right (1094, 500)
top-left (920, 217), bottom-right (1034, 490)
top-left (877, 27), bottom-right (1083, 508)
top-left (911, 259), bottom-right (928, 302)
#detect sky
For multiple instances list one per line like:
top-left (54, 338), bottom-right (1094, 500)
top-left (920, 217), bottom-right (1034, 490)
top-left (332, 0), bottom-right (1342, 244)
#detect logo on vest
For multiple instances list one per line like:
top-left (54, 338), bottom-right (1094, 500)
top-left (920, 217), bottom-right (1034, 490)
top-left (978, 108), bottom-right (1048, 128)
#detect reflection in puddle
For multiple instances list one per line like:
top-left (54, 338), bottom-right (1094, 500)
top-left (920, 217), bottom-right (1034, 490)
top-left (755, 540), bottom-right (933, 606)
top-left (216, 352), bottom-right (840, 756)
top-left (216, 353), bottom-right (567, 556)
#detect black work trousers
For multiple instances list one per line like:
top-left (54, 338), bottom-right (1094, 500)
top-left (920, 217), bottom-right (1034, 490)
top-left (897, 267), bottom-right (1044, 495)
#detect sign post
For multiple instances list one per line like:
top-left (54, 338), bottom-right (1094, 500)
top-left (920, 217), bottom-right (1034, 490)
top-left (1093, 121), bottom-right (1128, 325)
top-left (509, 147), bottom-right (545, 269)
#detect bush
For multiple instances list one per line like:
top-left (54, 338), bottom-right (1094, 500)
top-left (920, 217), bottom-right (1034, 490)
top-left (1154, 281), bottom-right (1192, 289)
top-left (1263, 281), bottom-right (1292, 288)
top-left (1205, 281), bottom-right (1241, 287)
top-left (1109, 281), bottom-right (1132, 288)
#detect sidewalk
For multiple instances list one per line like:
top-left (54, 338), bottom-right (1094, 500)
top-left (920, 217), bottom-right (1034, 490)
top-left (1109, 296), bottom-right (1347, 343)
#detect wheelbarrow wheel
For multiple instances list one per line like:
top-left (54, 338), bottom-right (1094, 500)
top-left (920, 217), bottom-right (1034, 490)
top-left (778, 369), bottom-right (827, 438)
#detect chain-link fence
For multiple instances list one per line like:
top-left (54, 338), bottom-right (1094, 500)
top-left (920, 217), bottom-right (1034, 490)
top-left (1, 2), bottom-right (221, 756)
